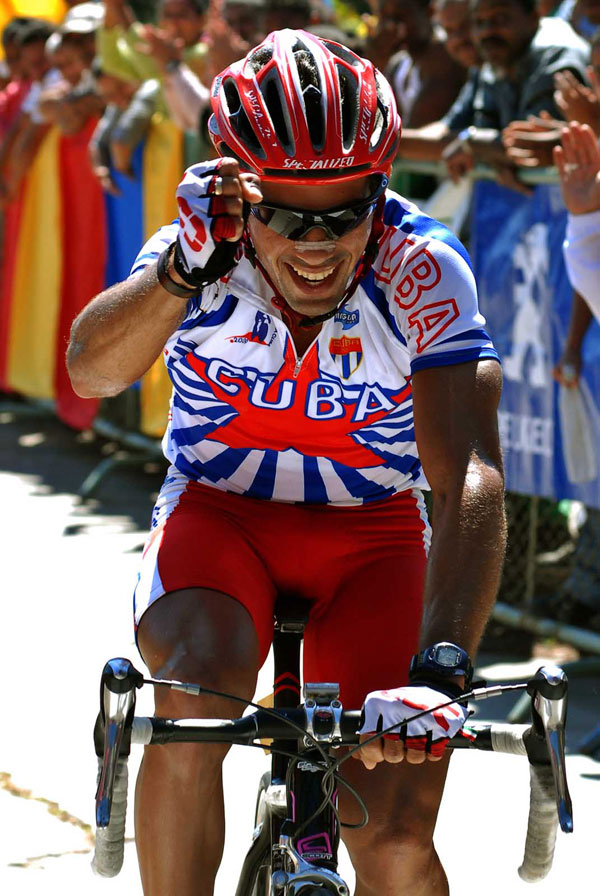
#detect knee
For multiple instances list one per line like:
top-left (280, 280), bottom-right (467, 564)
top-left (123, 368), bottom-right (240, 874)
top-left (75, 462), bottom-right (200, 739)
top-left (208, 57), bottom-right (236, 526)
top-left (350, 825), bottom-right (446, 895)
top-left (149, 648), bottom-right (258, 718)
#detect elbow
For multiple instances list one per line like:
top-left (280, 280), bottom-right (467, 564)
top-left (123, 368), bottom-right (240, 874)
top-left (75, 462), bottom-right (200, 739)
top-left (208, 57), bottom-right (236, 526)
top-left (66, 340), bottom-right (122, 399)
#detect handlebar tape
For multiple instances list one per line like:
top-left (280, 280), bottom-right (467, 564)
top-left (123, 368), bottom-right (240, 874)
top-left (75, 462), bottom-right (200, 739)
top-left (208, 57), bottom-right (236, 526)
top-left (92, 757), bottom-right (129, 877)
top-left (518, 764), bottom-right (558, 882)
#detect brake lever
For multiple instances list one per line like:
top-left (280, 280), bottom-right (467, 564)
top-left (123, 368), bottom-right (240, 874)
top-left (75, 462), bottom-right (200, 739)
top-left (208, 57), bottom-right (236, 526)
top-left (524, 665), bottom-right (573, 833)
top-left (95, 658), bottom-right (144, 828)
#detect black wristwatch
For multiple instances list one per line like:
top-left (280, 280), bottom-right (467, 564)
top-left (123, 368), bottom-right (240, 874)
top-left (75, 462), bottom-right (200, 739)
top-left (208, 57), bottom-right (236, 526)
top-left (409, 642), bottom-right (473, 689)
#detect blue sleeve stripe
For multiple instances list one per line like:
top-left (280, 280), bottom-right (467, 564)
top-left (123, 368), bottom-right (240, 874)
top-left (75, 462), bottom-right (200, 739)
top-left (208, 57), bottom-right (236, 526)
top-left (410, 347), bottom-right (500, 373)
top-left (437, 328), bottom-right (491, 346)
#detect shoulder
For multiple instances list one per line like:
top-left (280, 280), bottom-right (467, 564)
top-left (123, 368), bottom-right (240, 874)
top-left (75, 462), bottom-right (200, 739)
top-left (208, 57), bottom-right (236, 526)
top-left (129, 221), bottom-right (178, 277)
top-left (529, 18), bottom-right (590, 71)
top-left (377, 190), bottom-right (473, 275)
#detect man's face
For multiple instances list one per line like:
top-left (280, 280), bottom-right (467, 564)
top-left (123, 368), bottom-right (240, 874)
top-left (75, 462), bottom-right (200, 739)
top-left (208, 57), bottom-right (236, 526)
top-left (96, 73), bottom-right (136, 109)
top-left (3, 39), bottom-right (23, 79)
top-left (160, 0), bottom-right (205, 46)
top-left (52, 44), bottom-right (86, 87)
top-left (435, 0), bottom-right (480, 69)
top-left (21, 40), bottom-right (51, 82)
top-left (378, 0), bottom-right (432, 55)
top-left (470, 0), bottom-right (538, 70)
top-left (248, 178), bottom-right (375, 320)
top-left (225, 3), bottom-right (266, 44)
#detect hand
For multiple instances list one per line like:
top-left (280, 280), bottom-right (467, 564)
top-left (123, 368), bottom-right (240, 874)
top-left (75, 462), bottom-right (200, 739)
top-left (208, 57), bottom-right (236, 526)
top-left (494, 163), bottom-right (533, 196)
top-left (502, 116), bottom-right (562, 168)
top-left (554, 70), bottom-right (600, 131)
top-left (175, 157), bottom-right (262, 279)
top-left (203, 16), bottom-right (249, 80)
top-left (93, 165), bottom-right (121, 196)
top-left (553, 347), bottom-right (582, 387)
top-left (442, 138), bottom-right (474, 183)
top-left (355, 684), bottom-right (469, 768)
top-left (137, 25), bottom-right (183, 71)
top-left (553, 121), bottom-right (600, 216)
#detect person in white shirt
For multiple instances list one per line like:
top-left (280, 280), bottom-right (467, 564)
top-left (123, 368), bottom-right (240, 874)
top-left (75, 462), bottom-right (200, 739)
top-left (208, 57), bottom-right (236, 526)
top-left (554, 120), bottom-right (600, 320)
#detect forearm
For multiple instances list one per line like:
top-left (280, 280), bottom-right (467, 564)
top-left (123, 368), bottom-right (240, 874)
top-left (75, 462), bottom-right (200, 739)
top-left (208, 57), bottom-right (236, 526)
top-left (420, 460), bottom-right (506, 658)
top-left (396, 124), bottom-right (453, 162)
top-left (565, 290), bottom-right (594, 352)
top-left (564, 211), bottom-right (600, 317)
top-left (67, 261), bottom-right (189, 398)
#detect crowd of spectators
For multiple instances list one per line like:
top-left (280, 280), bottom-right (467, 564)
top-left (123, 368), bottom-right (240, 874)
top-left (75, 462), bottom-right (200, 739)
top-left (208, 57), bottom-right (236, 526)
top-left (0, 0), bottom-right (598, 206)
top-left (1, 0), bottom-right (600, 625)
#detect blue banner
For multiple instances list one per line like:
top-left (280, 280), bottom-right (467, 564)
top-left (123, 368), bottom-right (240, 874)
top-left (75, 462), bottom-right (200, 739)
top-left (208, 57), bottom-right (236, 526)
top-left (471, 181), bottom-right (600, 509)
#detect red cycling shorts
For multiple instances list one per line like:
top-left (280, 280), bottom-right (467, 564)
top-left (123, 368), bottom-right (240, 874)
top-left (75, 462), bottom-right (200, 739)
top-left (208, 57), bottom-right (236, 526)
top-left (134, 474), bottom-right (430, 708)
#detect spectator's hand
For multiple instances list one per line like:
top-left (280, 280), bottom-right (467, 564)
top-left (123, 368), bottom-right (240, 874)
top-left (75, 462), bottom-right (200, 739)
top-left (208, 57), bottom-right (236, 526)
top-left (137, 25), bottom-right (183, 72)
top-left (553, 347), bottom-right (582, 388)
top-left (553, 122), bottom-right (600, 216)
top-left (494, 164), bottom-right (533, 196)
top-left (441, 138), bottom-right (474, 182)
top-left (355, 685), bottom-right (469, 768)
top-left (93, 165), bottom-right (122, 197)
top-left (203, 16), bottom-right (249, 80)
top-left (175, 158), bottom-right (262, 281)
top-left (502, 116), bottom-right (562, 168)
top-left (554, 70), bottom-right (600, 132)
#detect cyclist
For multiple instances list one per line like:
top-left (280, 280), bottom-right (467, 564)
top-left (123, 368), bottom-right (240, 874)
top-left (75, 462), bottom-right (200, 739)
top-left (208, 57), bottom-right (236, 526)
top-left (68, 29), bottom-right (505, 896)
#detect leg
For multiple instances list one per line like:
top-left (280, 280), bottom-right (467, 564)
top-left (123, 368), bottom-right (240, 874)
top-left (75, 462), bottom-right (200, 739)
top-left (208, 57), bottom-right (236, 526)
top-left (301, 493), bottom-right (445, 894)
top-left (135, 588), bottom-right (261, 896)
top-left (338, 754), bottom-right (450, 896)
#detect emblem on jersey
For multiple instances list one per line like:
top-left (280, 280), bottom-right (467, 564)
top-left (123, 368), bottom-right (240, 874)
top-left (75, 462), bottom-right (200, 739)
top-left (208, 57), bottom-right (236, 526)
top-left (329, 336), bottom-right (363, 378)
top-left (227, 311), bottom-right (277, 346)
top-left (334, 308), bottom-right (360, 331)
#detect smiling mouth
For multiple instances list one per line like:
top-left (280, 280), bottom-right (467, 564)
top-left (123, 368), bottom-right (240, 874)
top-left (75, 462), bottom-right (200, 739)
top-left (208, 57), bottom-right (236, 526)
top-left (287, 262), bottom-right (339, 285)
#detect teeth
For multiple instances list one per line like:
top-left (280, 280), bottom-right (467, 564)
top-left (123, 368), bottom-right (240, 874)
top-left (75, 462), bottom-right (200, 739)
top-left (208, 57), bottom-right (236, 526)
top-left (290, 264), bottom-right (336, 282)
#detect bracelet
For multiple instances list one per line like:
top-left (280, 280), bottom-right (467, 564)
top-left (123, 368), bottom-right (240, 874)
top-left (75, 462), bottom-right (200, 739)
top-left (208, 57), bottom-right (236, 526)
top-left (157, 242), bottom-right (200, 299)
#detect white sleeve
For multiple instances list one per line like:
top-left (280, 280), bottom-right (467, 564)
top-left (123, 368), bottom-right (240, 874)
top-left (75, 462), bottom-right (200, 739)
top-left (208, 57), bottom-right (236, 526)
top-left (563, 210), bottom-right (600, 322)
top-left (163, 63), bottom-right (209, 132)
top-left (388, 233), bottom-right (498, 373)
top-left (128, 221), bottom-right (179, 278)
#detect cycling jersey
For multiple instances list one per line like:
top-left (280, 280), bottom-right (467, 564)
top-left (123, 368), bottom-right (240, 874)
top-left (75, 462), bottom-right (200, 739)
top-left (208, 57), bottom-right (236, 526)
top-left (131, 189), bottom-right (499, 507)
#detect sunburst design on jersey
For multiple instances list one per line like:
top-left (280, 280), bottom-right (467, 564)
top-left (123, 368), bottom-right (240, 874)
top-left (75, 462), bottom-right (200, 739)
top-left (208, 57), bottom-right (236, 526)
top-left (180, 339), bottom-right (412, 470)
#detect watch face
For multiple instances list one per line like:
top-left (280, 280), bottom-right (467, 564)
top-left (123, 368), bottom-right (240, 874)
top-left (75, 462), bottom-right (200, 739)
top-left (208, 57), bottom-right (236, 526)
top-left (434, 645), bottom-right (461, 667)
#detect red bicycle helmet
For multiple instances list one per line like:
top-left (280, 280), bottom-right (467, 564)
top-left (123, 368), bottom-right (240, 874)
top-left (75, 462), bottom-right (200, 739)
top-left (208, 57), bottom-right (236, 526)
top-left (208, 29), bottom-right (401, 184)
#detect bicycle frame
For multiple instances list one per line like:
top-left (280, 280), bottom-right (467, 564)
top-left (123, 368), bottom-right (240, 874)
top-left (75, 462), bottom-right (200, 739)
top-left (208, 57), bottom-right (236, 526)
top-left (235, 596), bottom-right (347, 896)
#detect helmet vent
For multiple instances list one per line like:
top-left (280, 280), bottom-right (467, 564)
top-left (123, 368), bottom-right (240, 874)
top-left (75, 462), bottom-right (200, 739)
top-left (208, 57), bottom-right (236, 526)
top-left (370, 73), bottom-right (389, 151)
top-left (322, 41), bottom-right (361, 69)
top-left (336, 64), bottom-right (359, 151)
top-left (262, 74), bottom-right (295, 155)
top-left (223, 77), bottom-right (265, 158)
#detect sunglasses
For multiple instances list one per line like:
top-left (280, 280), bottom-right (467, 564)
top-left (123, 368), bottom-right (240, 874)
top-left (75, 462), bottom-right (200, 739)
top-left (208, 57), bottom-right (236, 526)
top-left (250, 175), bottom-right (388, 241)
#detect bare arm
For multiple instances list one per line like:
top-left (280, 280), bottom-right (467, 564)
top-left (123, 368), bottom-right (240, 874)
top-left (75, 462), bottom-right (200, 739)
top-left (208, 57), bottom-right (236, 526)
top-left (67, 260), bottom-right (189, 398)
top-left (412, 359), bottom-right (506, 660)
top-left (396, 123), bottom-right (453, 162)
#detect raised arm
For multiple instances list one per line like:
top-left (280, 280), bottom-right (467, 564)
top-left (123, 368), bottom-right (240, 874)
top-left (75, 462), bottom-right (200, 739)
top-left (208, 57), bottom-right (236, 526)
top-left (412, 358), bottom-right (506, 657)
top-left (67, 158), bottom-right (262, 398)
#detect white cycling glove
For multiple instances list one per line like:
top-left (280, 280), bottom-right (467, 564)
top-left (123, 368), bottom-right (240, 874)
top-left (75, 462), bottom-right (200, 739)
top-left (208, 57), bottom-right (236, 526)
top-left (358, 684), bottom-right (469, 758)
top-left (173, 160), bottom-right (244, 287)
